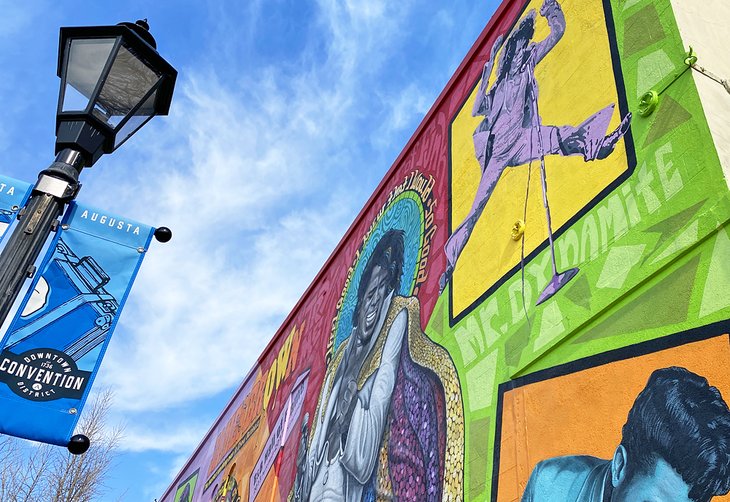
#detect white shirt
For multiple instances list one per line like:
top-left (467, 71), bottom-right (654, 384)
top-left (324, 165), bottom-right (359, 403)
top-left (307, 295), bottom-right (407, 501)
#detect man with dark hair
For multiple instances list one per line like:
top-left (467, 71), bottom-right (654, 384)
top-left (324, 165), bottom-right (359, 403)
top-left (522, 366), bottom-right (730, 501)
top-left (440, 0), bottom-right (632, 292)
top-left (315, 230), bottom-right (406, 480)
top-left (294, 229), bottom-right (464, 501)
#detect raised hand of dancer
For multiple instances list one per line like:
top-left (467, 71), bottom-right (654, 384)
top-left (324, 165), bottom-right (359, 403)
top-left (540, 0), bottom-right (560, 17)
top-left (480, 34), bottom-right (504, 83)
top-left (489, 34), bottom-right (504, 61)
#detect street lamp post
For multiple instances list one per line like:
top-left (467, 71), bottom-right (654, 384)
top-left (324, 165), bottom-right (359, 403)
top-left (0, 20), bottom-right (176, 454)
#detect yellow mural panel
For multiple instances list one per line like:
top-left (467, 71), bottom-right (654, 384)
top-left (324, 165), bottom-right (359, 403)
top-left (450, 0), bottom-right (630, 316)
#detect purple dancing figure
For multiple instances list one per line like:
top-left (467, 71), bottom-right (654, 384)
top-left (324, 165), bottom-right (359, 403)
top-left (440, 0), bottom-right (632, 293)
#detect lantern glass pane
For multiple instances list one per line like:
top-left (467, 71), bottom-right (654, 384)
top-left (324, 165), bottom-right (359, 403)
top-left (94, 44), bottom-right (160, 128)
top-left (114, 89), bottom-right (157, 147)
top-left (62, 38), bottom-right (116, 112)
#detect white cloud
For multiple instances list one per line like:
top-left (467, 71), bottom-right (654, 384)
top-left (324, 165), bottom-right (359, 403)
top-left (316, 0), bottom-right (414, 81)
top-left (372, 82), bottom-right (433, 149)
top-left (118, 421), bottom-right (208, 454)
top-left (94, 0), bottom-right (422, 424)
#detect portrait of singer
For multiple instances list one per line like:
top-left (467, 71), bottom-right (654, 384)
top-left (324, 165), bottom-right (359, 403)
top-left (292, 229), bottom-right (463, 501)
top-left (522, 366), bottom-right (730, 502)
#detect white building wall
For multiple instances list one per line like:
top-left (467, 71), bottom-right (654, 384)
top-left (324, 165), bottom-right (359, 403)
top-left (671, 0), bottom-right (730, 188)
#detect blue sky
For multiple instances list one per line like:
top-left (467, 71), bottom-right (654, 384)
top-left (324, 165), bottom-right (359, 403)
top-left (0, 0), bottom-right (498, 499)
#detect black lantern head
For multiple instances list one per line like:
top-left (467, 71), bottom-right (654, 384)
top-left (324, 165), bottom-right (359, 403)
top-left (56, 20), bottom-right (177, 166)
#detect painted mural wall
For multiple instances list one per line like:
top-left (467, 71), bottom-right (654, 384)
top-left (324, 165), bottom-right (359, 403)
top-left (161, 0), bottom-right (730, 500)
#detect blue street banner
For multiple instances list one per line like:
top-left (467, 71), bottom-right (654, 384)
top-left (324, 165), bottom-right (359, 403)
top-left (0, 202), bottom-right (154, 446)
top-left (0, 174), bottom-right (32, 244)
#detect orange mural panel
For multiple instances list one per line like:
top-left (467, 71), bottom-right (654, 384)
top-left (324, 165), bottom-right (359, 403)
top-left (496, 333), bottom-right (730, 502)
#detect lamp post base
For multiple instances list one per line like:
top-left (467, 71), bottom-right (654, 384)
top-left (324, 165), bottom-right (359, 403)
top-left (536, 267), bottom-right (579, 306)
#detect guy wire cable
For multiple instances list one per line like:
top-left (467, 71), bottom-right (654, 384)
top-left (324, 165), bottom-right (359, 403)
top-left (521, 157), bottom-right (533, 330)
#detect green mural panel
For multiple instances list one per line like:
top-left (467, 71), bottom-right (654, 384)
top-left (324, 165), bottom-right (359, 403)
top-left (641, 199), bottom-right (706, 260)
top-left (643, 95), bottom-right (693, 148)
top-left (623, 4), bottom-right (667, 57)
top-left (564, 274), bottom-right (592, 311)
top-left (468, 417), bottom-right (491, 499)
top-left (576, 254), bottom-right (700, 344)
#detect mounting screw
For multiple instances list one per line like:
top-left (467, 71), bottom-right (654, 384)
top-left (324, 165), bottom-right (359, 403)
top-left (511, 219), bottom-right (526, 241)
top-left (638, 90), bottom-right (659, 117)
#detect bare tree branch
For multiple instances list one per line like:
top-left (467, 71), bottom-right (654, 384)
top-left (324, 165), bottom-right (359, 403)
top-left (0, 388), bottom-right (122, 502)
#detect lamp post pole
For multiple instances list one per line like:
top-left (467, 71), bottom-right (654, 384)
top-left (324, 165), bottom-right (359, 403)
top-left (0, 149), bottom-right (84, 327)
top-left (0, 19), bottom-right (176, 454)
top-left (0, 18), bottom-right (177, 328)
